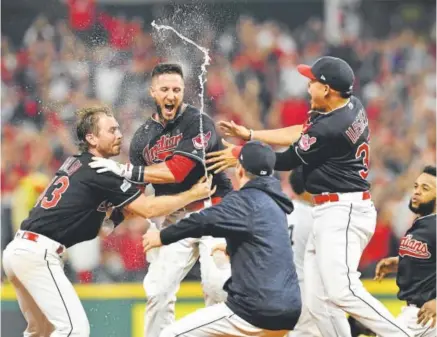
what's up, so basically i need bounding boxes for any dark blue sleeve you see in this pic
[129,126,147,166]
[275,123,333,171]
[160,192,252,245]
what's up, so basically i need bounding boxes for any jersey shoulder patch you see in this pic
[298,134,317,151]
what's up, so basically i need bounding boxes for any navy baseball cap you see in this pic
[297,56,355,95]
[239,141,276,176]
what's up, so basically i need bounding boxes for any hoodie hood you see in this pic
[242,176,294,214]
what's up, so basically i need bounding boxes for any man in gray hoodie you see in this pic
[143,140,302,337]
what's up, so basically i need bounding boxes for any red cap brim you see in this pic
[297,64,316,80]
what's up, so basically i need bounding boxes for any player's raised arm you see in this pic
[218,120,303,147]
[124,175,216,219]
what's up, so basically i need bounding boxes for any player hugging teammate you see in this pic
[89,63,233,337]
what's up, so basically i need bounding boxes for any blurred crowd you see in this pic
[1,0,436,282]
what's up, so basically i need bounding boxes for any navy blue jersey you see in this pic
[129,104,232,197]
[397,214,436,307]
[21,152,141,248]
[275,96,371,194]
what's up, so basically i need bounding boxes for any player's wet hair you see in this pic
[151,63,184,79]
[289,167,306,195]
[423,165,436,177]
[75,106,113,152]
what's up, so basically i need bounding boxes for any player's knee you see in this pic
[201,276,227,304]
[325,285,350,306]
[144,276,174,307]
[54,315,89,337]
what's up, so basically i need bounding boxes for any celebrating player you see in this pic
[1,106,215,337]
[206,56,413,336]
[375,166,436,336]
[143,141,301,337]
[89,63,233,336]
[287,167,323,337]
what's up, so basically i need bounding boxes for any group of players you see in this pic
[2,57,435,337]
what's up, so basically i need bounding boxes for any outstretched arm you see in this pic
[124,176,216,218]
[89,155,196,184]
[218,120,303,147]
[142,192,251,251]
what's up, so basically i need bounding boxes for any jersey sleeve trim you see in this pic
[113,190,142,208]
[173,150,204,164]
[294,146,309,165]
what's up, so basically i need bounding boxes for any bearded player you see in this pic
[89,63,233,336]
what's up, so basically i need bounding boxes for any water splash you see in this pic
[151,20,212,206]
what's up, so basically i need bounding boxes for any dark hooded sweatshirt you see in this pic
[160,176,302,331]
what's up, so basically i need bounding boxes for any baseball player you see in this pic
[142,141,302,337]
[89,63,233,336]
[1,106,215,337]
[287,167,323,337]
[375,165,436,337]
[287,168,375,337]
[206,56,413,336]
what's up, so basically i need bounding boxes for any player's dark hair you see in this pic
[289,167,306,195]
[423,165,436,177]
[151,63,184,79]
[75,106,113,152]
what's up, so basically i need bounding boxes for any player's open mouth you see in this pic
[164,104,175,114]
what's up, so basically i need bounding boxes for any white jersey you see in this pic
[287,199,313,282]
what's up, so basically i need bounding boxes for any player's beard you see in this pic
[408,198,436,217]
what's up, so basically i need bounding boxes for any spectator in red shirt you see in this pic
[67,0,95,32]
[99,13,141,50]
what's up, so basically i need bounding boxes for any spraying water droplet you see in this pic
[151,20,212,207]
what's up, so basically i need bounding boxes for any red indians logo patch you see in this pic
[399,235,431,259]
[298,134,317,151]
[143,134,183,164]
[192,131,211,150]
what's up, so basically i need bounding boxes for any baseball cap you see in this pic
[297,56,355,95]
[239,141,276,176]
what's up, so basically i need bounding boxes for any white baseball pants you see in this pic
[305,198,413,337]
[2,231,90,337]
[160,302,288,337]
[396,305,436,337]
[144,209,231,337]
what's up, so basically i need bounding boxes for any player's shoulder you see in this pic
[132,118,155,137]
[416,214,437,230]
[315,97,366,133]
[179,104,216,129]
[331,96,365,121]
[56,152,97,182]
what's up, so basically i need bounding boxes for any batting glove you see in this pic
[89,157,144,182]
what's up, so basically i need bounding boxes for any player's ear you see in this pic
[324,85,330,98]
[149,85,155,98]
[85,133,97,147]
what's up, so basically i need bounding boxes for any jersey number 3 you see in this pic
[39,176,70,209]
[356,143,370,179]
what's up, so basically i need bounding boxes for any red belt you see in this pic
[313,191,371,205]
[21,231,65,255]
[184,196,222,212]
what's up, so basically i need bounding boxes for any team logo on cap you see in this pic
[298,134,317,151]
[399,234,431,259]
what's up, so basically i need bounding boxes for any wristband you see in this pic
[248,129,254,141]
[130,165,145,183]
